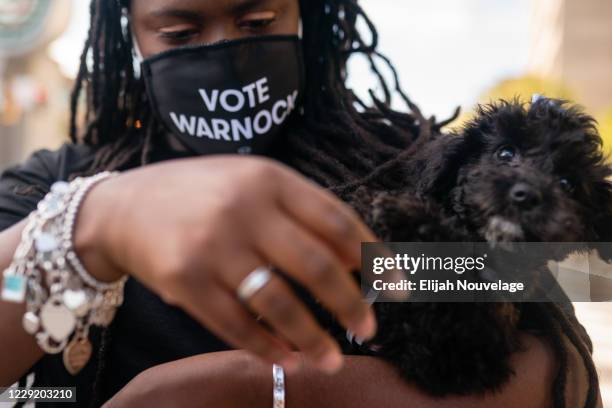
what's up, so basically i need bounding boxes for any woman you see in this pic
[0,0,593,406]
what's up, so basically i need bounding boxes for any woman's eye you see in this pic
[159,28,199,42]
[496,145,517,162]
[559,178,574,193]
[238,11,276,31]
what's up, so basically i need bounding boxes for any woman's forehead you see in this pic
[131,0,292,14]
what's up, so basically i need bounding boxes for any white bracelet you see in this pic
[273,364,285,408]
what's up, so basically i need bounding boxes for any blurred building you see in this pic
[0,0,71,170]
[529,0,612,111]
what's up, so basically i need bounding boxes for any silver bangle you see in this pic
[1,171,126,375]
[273,364,285,408]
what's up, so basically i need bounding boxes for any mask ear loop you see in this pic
[131,32,145,65]
[121,7,144,78]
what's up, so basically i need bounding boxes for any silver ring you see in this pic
[237,266,273,302]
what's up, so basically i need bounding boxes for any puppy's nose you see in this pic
[509,183,541,208]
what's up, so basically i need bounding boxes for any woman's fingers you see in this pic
[277,168,378,266]
[254,214,376,342]
[220,264,343,373]
[177,281,299,371]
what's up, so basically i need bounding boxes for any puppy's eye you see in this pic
[559,178,574,193]
[496,146,517,162]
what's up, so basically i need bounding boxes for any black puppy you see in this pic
[344,97,611,405]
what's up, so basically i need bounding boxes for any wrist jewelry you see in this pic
[273,364,285,408]
[1,172,126,375]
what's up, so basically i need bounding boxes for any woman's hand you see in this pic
[75,156,377,372]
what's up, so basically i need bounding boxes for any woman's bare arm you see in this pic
[0,220,44,386]
[107,334,597,408]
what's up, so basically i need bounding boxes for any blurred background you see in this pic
[0,0,610,404]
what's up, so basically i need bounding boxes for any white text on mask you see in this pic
[168,76,298,142]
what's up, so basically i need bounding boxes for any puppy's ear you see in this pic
[416,133,473,196]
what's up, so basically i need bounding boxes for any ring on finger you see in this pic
[237,266,273,302]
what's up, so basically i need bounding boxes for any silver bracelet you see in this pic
[273,364,285,408]
[1,172,126,375]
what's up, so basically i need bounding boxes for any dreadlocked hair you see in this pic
[545,303,600,408]
[522,301,598,408]
[70,0,156,173]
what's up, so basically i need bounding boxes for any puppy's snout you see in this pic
[509,182,541,208]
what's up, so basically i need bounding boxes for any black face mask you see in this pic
[141,35,304,156]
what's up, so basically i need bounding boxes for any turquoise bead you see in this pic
[1,273,26,303]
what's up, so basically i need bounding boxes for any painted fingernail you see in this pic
[318,351,343,374]
[280,354,301,374]
[354,312,377,340]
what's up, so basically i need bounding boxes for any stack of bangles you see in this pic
[1,173,287,406]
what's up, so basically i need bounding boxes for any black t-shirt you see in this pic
[0,143,341,406]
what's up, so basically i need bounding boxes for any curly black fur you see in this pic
[341,98,610,404]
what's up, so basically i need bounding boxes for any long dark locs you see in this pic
[67,1,596,407]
